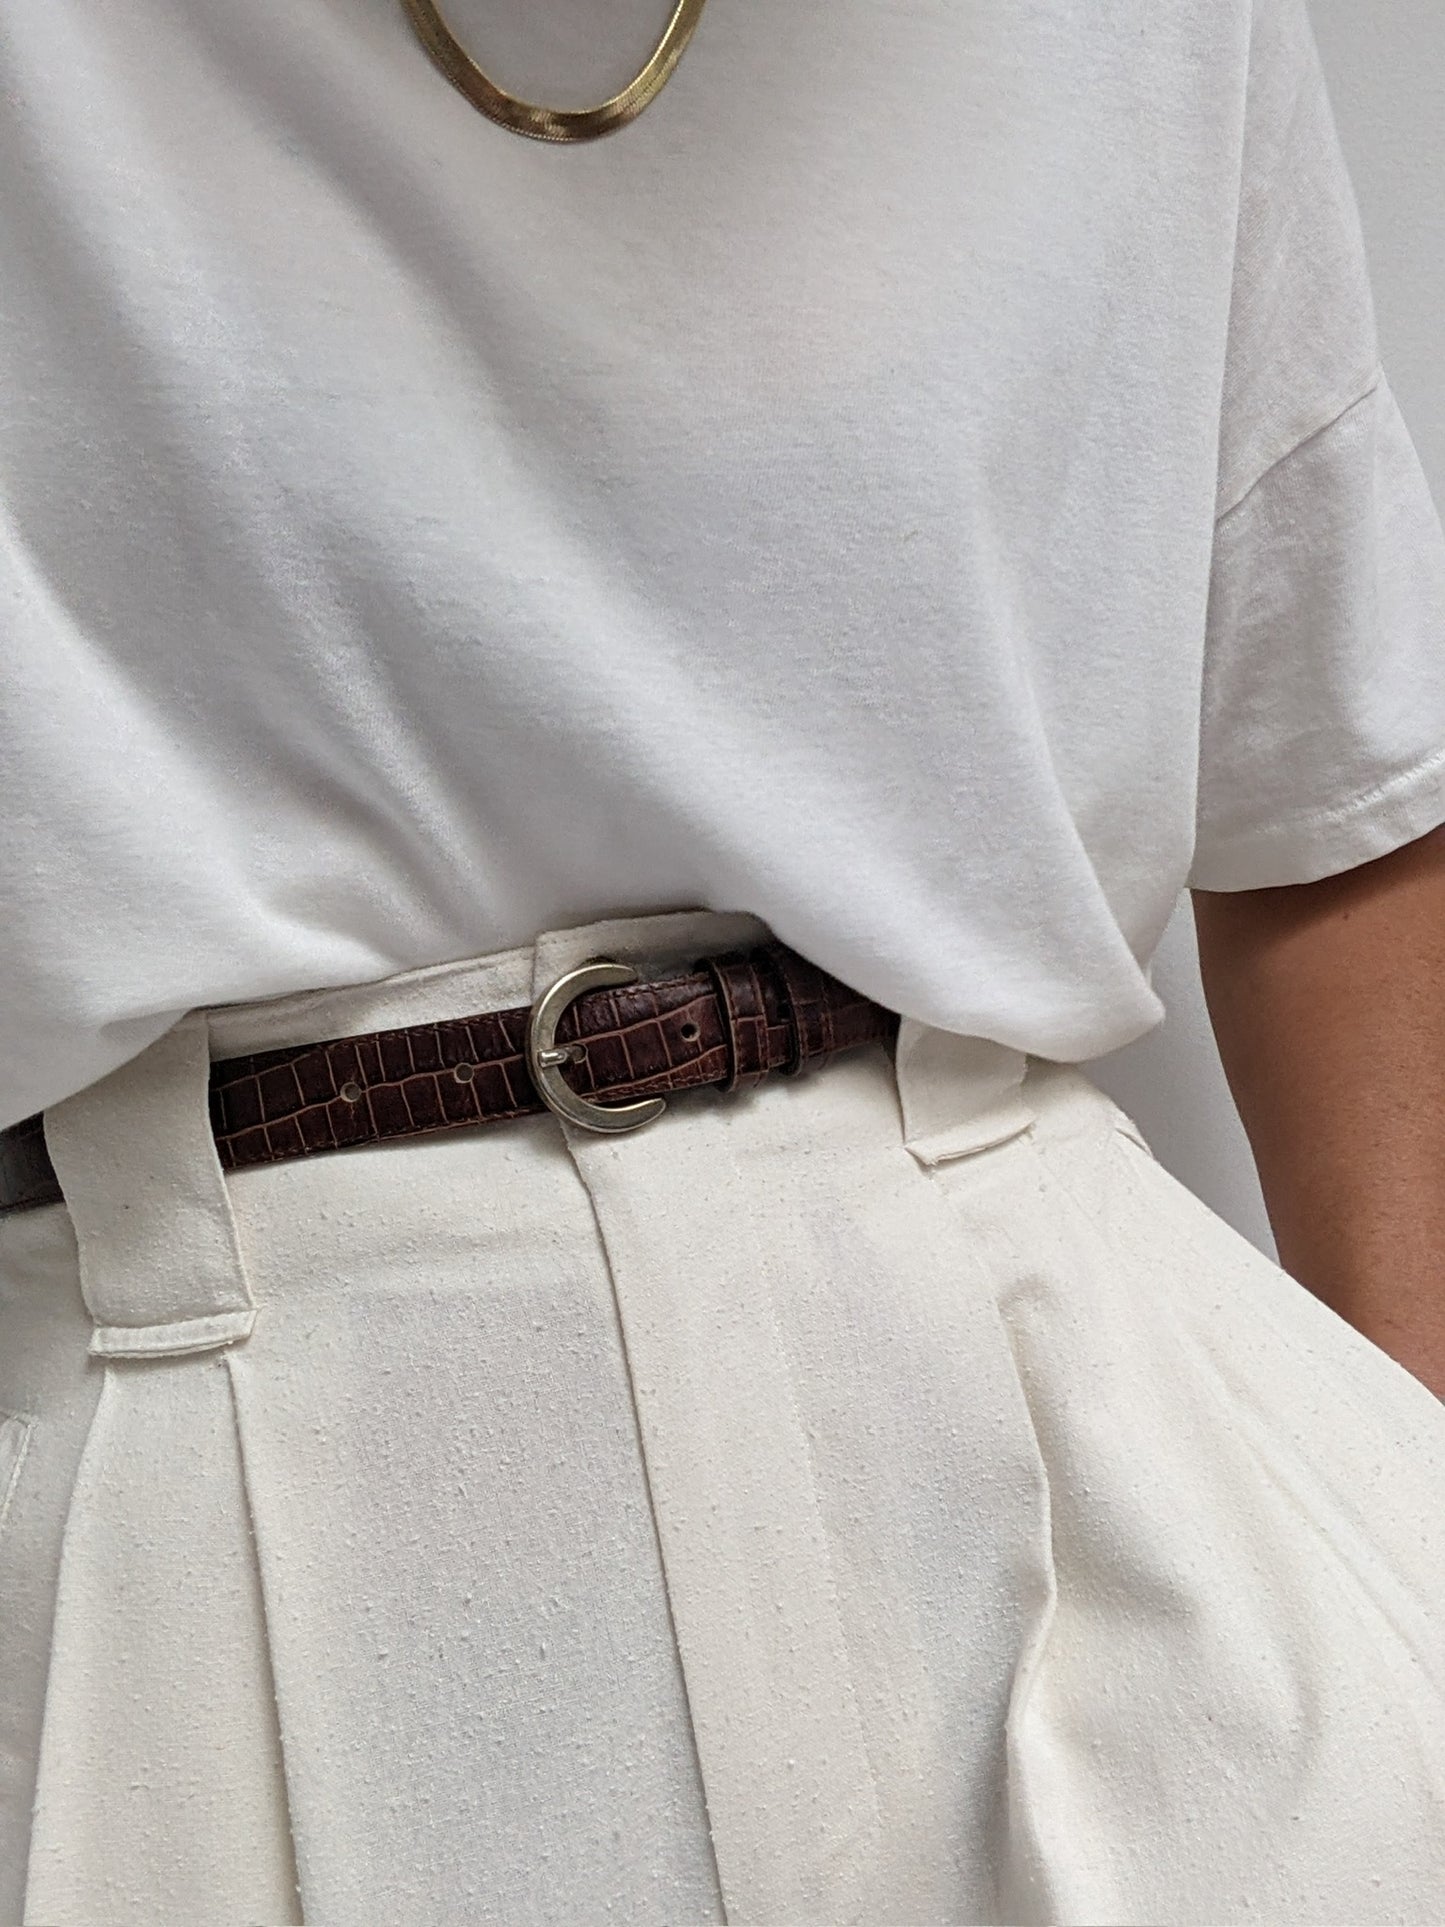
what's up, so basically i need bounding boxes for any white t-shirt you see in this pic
[3,0,1444,1129]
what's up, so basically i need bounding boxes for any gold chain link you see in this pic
[400,0,708,143]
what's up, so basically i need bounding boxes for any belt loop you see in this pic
[762,944,835,1077]
[42,1011,258,1359]
[894,1018,1036,1168]
[698,952,772,1094]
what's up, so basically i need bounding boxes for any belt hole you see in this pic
[680,1021,700,1041]
[453,1062,476,1083]
[338,1080,363,1104]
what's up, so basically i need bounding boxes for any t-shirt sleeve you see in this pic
[1187,0,1445,893]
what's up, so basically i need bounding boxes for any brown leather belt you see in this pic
[0,940,899,1217]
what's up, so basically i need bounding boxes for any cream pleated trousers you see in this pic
[2,907,1444,1927]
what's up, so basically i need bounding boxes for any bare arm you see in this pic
[1191,823,1445,1400]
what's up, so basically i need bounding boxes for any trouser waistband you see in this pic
[0,932,899,1216]
[4,908,1039,1359]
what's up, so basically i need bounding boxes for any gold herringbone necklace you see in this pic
[400,0,707,142]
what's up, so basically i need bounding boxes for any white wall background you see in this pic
[1086,0,1445,1258]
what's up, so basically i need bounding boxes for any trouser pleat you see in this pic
[22,1357,301,1926]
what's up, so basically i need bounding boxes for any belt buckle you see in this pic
[525,958,667,1134]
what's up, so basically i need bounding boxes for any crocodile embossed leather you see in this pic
[0,942,899,1216]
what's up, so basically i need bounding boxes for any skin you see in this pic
[1192,822,1445,1400]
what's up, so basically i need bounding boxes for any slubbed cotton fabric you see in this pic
[2,908,1444,1927]
[4,0,1445,1128]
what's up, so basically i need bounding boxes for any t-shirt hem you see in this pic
[1185,740,1445,891]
